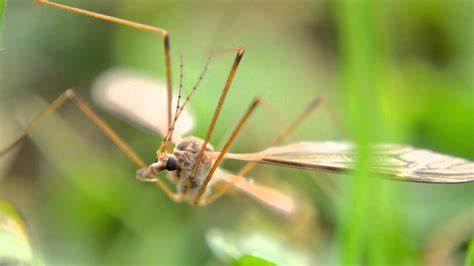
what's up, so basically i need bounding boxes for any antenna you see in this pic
[158,56,213,154]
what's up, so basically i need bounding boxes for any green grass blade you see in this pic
[335,0,377,264]
[466,232,474,266]
[0,0,5,38]
[333,0,410,265]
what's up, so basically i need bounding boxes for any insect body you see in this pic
[137,137,216,201]
[87,65,303,212]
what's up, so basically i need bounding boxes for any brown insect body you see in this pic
[170,136,215,200]
[136,136,216,201]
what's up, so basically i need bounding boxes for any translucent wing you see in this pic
[91,68,193,142]
[215,168,295,216]
[225,141,474,183]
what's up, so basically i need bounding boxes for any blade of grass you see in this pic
[466,233,474,266]
[0,0,5,41]
[334,0,379,264]
[335,1,414,264]
[365,1,414,265]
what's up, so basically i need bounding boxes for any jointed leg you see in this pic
[203,96,345,205]
[318,96,348,137]
[0,91,69,157]
[192,97,260,204]
[259,98,298,143]
[188,47,245,184]
[36,0,174,135]
[0,89,181,202]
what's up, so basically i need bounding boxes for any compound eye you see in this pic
[165,156,178,171]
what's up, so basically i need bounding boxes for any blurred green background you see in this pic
[0,0,473,265]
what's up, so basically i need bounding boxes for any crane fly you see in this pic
[2,1,473,215]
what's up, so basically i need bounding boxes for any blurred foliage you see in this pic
[234,255,276,266]
[0,0,472,265]
[206,228,312,265]
[0,199,42,265]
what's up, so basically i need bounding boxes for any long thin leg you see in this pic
[189,47,245,182]
[205,97,344,205]
[319,96,348,137]
[192,97,260,204]
[259,98,298,143]
[35,0,173,134]
[203,97,323,205]
[0,89,181,202]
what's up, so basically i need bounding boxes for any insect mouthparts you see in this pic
[136,159,168,182]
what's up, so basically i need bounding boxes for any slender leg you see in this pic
[0,89,182,202]
[203,97,323,205]
[259,98,298,143]
[192,97,259,204]
[35,0,173,138]
[318,96,348,137]
[188,47,245,182]
[205,97,344,205]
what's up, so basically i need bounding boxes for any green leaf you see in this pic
[234,255,276,266]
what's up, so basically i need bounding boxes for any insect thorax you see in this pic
[168,136,214,200]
